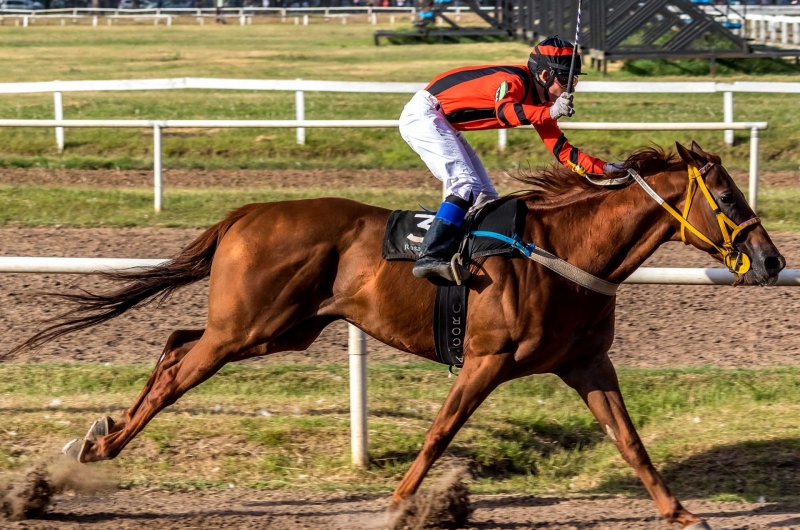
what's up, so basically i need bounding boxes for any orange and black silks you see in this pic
[425,65,605,175]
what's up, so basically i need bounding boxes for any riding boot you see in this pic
[413,196,471,283]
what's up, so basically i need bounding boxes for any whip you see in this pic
[566,0,582,95]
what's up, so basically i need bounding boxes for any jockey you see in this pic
[400,36,620,282]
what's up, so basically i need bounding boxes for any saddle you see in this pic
[382,199,526,368]
[382,198,526,264]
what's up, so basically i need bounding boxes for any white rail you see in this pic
[0,256,798,468]
[0,77,792,153]
[0,258,797,285]
[0,119,767,213]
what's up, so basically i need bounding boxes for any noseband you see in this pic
[627,163,761,276]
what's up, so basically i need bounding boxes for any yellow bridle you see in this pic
[628,163,761,276]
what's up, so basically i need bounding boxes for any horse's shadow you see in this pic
[370,416,606,478]
[593,438,800,501]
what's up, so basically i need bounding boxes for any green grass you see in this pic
[0,185,441,226]
[0,25,798,170]
[0,185,798,230]
[1,362,799,500]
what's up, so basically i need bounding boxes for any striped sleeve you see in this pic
[494,77,551,128]
[533,120,606,174]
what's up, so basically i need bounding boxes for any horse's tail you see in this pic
[6,204,259,358]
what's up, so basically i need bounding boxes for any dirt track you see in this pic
[0,167,796,190]
[6,489,800,529]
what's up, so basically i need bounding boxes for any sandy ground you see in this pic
[0,167,796,190]
[5,489,800,529]
[0,227,798,367]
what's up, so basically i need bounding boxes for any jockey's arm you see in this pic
[532,120,606,175]
[494,79,606,175]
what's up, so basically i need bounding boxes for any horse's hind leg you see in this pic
[109,329,205,436]
[75,329,251,462]
[557,353,708,529]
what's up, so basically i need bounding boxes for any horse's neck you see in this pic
[527,169,685,284]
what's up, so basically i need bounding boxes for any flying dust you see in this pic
[388,466,472,530]
[0,456,116,521]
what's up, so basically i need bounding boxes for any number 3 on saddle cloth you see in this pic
[382,199,526,369]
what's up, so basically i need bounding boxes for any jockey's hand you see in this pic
[604,161,626,174]
[549,92,574,120]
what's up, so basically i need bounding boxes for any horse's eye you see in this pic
[720,194,735,205]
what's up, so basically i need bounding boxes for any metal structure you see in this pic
[376,0,800,66]
[581,0,800,70]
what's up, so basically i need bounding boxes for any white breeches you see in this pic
[399,90,499,205]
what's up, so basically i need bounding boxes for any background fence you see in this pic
[0,119,768,213]
[0,77,790,150]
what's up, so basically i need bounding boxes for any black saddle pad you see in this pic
[382,198,526,262]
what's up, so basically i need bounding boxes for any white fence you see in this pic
[0,119,768,213]
[0,77,792,150]
[0,5,481,27]
[0,256,797,468]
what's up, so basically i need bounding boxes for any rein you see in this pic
[627,163,761,276]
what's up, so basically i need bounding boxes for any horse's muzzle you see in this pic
[743,252,785,286]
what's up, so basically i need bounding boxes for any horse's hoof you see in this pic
[85,416,115,440]
[61,438,88,463]
[685,521,712,530]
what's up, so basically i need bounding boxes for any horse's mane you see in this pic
[511,146,703,204]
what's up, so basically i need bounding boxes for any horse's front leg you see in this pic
[557,353,709,529]
[390,353,512,508]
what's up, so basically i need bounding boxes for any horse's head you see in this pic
[674,141,785,286]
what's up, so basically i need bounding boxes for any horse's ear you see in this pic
[675,141,706,166]
[690,141,710,158]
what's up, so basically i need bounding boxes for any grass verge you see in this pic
[0,185,798,231]
[0,362,798,501]
[0,185,440,227]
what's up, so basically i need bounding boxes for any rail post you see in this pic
[498,128,507,152]
[295,80,305,145]
[348,324,368,468]
[53,88,64,153]
[749,127,759,213]
[723,91,733,146]
[153,123,163,212]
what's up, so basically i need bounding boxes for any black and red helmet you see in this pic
[528,36,581,88]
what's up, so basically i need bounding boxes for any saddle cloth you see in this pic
[381,198,526,262]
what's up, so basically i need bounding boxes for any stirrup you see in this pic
[450,253,469,286]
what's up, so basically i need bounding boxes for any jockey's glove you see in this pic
[549,92,575,120]
[604,161,626,174]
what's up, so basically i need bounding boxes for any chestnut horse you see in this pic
[11,142,785,529]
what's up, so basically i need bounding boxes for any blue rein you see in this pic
[469,231,536,258]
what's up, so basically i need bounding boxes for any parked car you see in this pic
[0,0,34,10]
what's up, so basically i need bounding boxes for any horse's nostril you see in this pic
[765,255,784,273]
